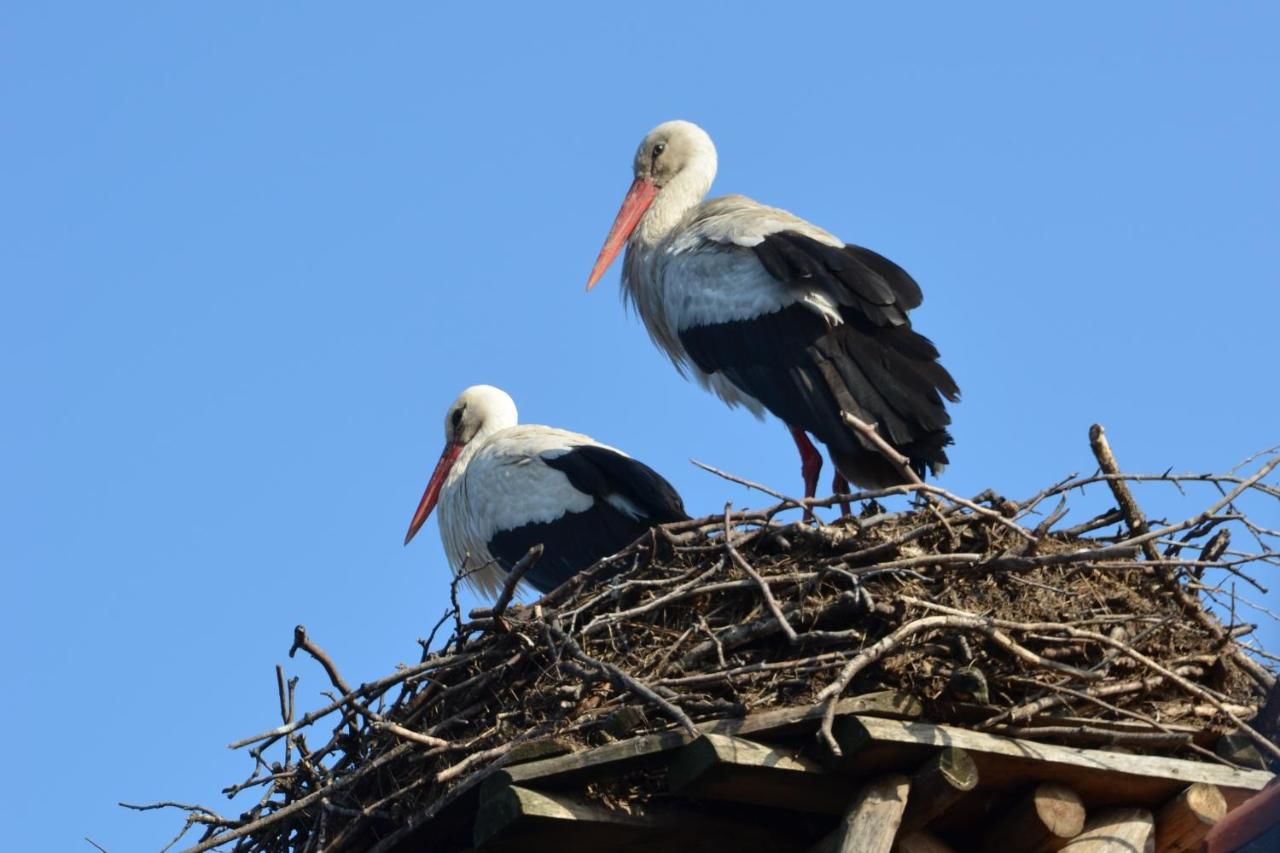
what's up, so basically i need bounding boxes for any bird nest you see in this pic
[133,427,1280,852]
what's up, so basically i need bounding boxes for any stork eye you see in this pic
[652,142,666,158]
[451,408,464,428]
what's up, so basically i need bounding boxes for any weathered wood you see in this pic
[499,729,692,788]
[488,696,920,792]
[900,747,979,832]
[809,774,911,853]
[1059,808,1154,852]
[474,784,658,847]
[895,830,958,853]
[669,733,855,813]
[504,736,574,766]
[978,783,1087,853]
[474,783,805,852]
[828,716,1273,807]
[1153,783,1226,853]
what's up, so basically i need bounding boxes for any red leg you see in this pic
[788,426,822,518]
[832,470,852,518]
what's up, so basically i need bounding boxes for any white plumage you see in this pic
[405,386,687,599]
[587,120,960,501]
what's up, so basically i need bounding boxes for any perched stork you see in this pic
[586,120,960,505]
[403,385,688,598]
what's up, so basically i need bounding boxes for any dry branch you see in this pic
[130,434,1280,852]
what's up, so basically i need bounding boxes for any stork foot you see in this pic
[788,426,822,520]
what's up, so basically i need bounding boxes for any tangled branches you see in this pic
[131,431,1280,852]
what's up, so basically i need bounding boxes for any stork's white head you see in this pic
[442,384,518,446]
[630,120,717,190]
[587,120,718,290]
[404,385,518,546]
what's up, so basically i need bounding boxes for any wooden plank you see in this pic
[1059,808,1155,852]
[486,695,919,792]
[668,733,856,813]
[1153,783,1226,853]
[900,747,979,833]
[474,784,659,848]
[498,729,693,788]
[978,783,1087,853]
[473,783,808,853]
[829,716,1273,807]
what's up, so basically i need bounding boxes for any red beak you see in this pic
[404,441,464,545]
[586,177,657,291]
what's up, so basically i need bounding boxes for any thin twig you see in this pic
[839,411,922,485]
[491,544,543,624]
[290,625,352,696]
[724,503,797,643]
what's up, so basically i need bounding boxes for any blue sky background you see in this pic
[4,3,1278,849]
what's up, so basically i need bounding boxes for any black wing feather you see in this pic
[485,446,687,594]
[541,445,688,525]
[679,230,959,488]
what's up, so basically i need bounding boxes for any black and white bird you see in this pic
[587,120,959,505]
[403,385,688,598]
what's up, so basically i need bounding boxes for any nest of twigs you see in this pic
[133,427,1280,852]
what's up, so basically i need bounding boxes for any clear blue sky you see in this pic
[4,3,1278,849]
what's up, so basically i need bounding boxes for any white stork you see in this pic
[403,385,688,598]
[586,120,960,507]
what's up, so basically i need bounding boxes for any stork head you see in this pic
[586,120,718,290]
[403,385,518,546]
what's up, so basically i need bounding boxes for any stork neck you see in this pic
[448,418,512,486]
[634,160,715,247]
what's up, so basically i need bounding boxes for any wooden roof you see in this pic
[383,697,1275,852]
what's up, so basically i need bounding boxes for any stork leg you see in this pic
[832,471,852,518]
[788,426,822,519]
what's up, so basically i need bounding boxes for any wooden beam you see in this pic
[1153,783,1226,853]
[978,783,1087,853]
[828,716,1273,807]
[474,784,659,848]
[668,733,856,813]
[900,747,979,833]
[808,774,910,853]
[473,783,805,852]
[498,729,692,789]
[1059,808,1155,852]
[485,695,920,793]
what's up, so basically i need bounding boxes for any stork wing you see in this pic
[540,444,688,525]
[671,199,959,486]
[483,442,688,592]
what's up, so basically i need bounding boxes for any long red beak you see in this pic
[586,177,656,291]
[404,441,464,545]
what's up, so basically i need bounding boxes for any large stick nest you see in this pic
[134,430,1280,852]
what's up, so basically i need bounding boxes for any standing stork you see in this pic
[403,385,688,598]
[586,120,960,508]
